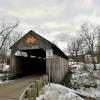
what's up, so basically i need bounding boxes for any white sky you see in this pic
[0,0,100,50]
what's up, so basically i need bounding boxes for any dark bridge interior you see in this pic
[15,49,46,77]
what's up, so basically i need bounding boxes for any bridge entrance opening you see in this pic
[15,49,46,77]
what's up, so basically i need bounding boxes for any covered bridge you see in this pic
[10,30,69,83]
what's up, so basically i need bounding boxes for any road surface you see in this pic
[0,75,41,100]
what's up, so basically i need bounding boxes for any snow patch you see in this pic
[70,63,100,99]
[36,83,84,100]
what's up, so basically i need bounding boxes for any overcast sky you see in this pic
[0,0,100,50]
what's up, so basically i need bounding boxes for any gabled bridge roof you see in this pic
[10,30,68,60]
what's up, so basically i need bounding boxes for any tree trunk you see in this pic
[76,53,78,65]
[92,57,96,70]
[91,52,96,70]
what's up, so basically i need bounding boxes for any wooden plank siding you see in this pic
[46,54,68,83]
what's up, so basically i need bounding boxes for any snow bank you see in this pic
[69,61,76,65]
[0,80,9,84]
[70,63,100,99]
[2,65,9,71]
[36,83,84,100]
[0,63,9,71]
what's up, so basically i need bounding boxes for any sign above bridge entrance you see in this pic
[46,49,53,58]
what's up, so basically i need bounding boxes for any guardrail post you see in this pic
[31,84,37,100]
[19,75,48,100]
[24,88,31,98]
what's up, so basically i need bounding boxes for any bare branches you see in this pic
[79,23,99,70]
[0,22,18,35]
[80,23,98,49]
[0,19,19,63]
[11,31,23,44]
[68,38,83,64]
[0,21,19,51]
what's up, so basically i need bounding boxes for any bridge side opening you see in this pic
[15,49,46,77]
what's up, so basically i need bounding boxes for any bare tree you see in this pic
[67,43,74,59]
[96,26,100,63]
[11,31,23,45]
[0,35,11,63]
[0,19,19,51]
[67,38,83,65]
[0,19,19,64]
[79,23,98,70]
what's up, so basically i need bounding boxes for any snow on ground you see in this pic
[70,63,100,99]
[36,63,100,100]
[2,65,9,71]
[0,73,10,85]
[69,61,77,66]
[0,80,10,84]
[0,63,10,85]
[36,83,84,100]
[0,73,3,77]
[0,63,10,71]
[71,64,96,88]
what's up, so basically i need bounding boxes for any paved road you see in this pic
[0,75,41,100]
